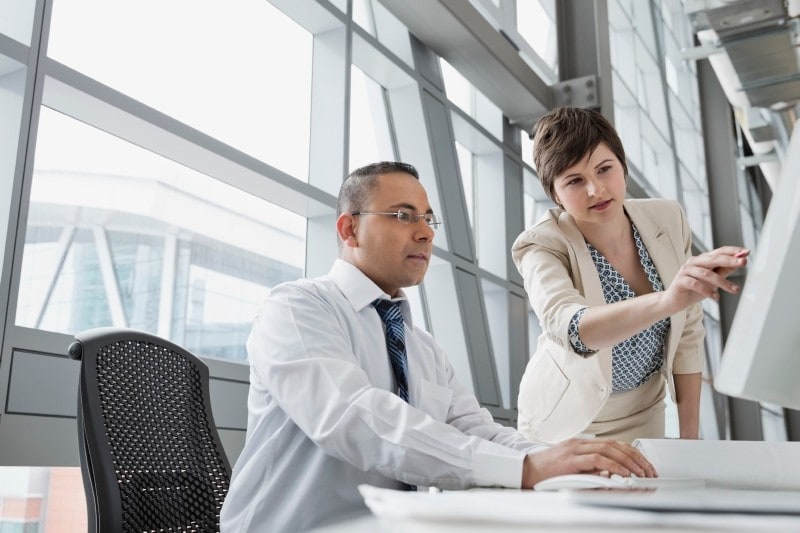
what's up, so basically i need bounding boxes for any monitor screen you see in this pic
[714,121,800,410]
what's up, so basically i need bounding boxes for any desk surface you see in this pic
[309,486,800,533]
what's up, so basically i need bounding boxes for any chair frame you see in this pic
[69,327,231,532]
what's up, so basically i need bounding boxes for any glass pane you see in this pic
[385,82,451,252]
[328,0,347,13]
[640,114,677,199]
[760,404,788,441]
[0,55,26,279]
[520,129,534,169]
[481,278,509,408]
[452,114,505,276]
[473,89,503,141]
[348,66,394,171]
[636,50,668,138]
[0,0,35,45]
[612,72,642,172]
[441,60,472,115]
[404,284,428,332]
[682,174,712,250]
[609,1,636,89]
[670,92,702,181]
[353,0,376,34]
[739,204,757,252]
[516,0,558,72]
[455,141,474,226]
[48,0,314,180]
[631,1,657,58]
[17,108,306,362]
[423,257,474,393]
[440,59,502,140]
[473,153,506,277]
[701,315,724,440]
[353,0,414,67]
[523,168,552,229]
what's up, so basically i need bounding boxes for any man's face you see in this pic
[339,172,435,297]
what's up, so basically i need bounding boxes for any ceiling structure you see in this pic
[683,0,800,189]
[381,0,799,190]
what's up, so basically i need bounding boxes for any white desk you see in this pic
[311,486,800,533]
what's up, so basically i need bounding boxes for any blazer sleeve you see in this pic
[512,224,588,352]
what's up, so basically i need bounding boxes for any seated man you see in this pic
[220,161,655,532]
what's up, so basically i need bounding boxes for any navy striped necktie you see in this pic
[372,299,410,403]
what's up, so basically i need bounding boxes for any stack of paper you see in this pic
[633,439,800,490]
[358,485,800,531]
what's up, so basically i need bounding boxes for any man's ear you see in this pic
[336,213,358,248]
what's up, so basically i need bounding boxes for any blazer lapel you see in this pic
[624,201,687,354]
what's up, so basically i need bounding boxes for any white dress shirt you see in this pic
[220,260,542,532]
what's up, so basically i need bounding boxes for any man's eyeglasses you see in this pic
[352,209,442,228]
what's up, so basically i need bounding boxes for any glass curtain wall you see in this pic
[1,0,779,469]
[0,0,539,466]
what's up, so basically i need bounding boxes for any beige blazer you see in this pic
[511,199,705,444]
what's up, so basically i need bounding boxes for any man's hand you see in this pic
[522,438,657,489]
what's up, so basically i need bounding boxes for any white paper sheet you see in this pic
[633,439,800,490]
[358,485,800,531]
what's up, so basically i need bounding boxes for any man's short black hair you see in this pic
[336,161,419,216]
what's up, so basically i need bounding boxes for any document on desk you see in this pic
[632,439,800,490]
[358,485,800,531]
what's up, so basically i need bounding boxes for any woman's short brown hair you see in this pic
[531,106,628,204]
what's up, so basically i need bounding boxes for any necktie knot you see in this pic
[373,298,403,324]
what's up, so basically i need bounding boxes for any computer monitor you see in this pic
[714,121,800,410]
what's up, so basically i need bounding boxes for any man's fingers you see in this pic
[575,440,657,478]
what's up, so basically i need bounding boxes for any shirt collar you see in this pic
[329,259,414,325]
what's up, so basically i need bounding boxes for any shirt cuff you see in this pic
[568,307,596,356]
[471,441,528,488]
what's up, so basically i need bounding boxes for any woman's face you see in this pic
[552,142,627,229]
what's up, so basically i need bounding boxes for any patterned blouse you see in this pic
[568,223,671,392]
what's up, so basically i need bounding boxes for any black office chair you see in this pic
[69,327,231,532]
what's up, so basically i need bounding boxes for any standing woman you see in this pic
[512,107,748,444]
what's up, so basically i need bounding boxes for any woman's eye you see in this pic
[598,166,611,174]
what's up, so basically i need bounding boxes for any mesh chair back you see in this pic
[70,327,231,533]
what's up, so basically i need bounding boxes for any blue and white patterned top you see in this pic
[568,223,671,392]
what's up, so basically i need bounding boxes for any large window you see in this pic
[0,1,35,46]
[48,0,314,181]
[1,0,535,467]
[17,108,305,361]
[0,54,26,279]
